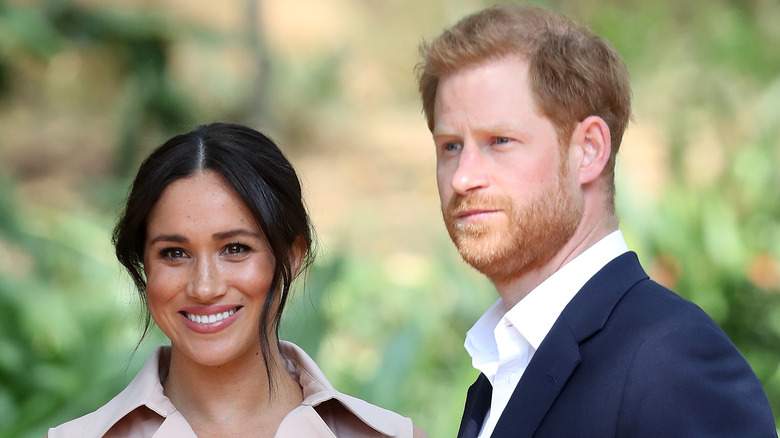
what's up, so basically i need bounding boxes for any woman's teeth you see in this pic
[185,308,237,324]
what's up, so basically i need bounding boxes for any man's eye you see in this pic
[495,137,511,144]
[444,142,462,152]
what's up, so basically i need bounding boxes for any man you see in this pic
[416,5,776,437]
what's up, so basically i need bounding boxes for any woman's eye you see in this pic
[160,247,187,260]
[224,243,251,256]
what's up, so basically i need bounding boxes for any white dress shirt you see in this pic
[465,230,628,437]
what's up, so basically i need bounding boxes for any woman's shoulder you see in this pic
[47,346,183,438]
[278,341,425,437]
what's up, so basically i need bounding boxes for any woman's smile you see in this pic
[179,305,243,334]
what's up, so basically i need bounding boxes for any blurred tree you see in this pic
[246,0,273,123]
[41,0,197,177]
[0,0,199,177]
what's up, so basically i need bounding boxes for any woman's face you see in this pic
[143,170,275,368]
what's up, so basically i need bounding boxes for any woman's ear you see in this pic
[288,236,307,278]
[572,115,611,185]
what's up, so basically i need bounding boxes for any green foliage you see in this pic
[0,176,157,438]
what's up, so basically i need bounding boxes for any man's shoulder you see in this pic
[565,269,777,436]
[584,251,716,329]
[613,279,777,435]
[573,253,734,355]
[617,276,717,328]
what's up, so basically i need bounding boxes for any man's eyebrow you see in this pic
[433,124,533,140]
[477,123,532,137]
[432,127,457,138]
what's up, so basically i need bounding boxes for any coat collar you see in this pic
[75,342,402,437]
[279,340,401,436]
[490,252,649,437]
[82,346,194,437]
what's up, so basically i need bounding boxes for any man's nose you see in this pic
[185,257,227,301]
[451,144,489,195]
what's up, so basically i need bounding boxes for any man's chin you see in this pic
[460,253,497,275]
[454,238,503,270]
[453,234,559,283]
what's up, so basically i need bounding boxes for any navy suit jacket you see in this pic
[458,252,777,437]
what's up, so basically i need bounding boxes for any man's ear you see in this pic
[288,236,307,278]
[572,115,611,185]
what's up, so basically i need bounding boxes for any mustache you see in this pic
[445,194,512,218]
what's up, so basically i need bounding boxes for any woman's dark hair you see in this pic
[113,122,315,386]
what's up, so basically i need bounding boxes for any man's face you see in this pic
[432,55,583,284]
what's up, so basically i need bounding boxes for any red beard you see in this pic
[443,160,582,285]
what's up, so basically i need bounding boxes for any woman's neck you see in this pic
[163,343,303,437]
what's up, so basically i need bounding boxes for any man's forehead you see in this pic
[432,59,542,136]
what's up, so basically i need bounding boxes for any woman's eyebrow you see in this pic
[212,229,263,241]
[148,234,187,245]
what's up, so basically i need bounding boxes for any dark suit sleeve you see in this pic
[617,319,777,437]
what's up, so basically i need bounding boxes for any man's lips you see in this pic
[447,194,508,222]
[455,208,501,220]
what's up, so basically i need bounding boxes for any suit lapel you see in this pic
[457,373,493,438]
[491,321,581,437]
[491,252,649,437]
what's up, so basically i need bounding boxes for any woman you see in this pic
[49,123,426,437]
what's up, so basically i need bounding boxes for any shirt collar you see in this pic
[279,340,400,436]
[465,230,628,370]
[464,299,505,377]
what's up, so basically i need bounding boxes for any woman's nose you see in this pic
[185,257,227,301]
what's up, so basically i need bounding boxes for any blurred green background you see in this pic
[0,0,779,436]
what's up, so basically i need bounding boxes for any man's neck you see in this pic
[494,218,618,311]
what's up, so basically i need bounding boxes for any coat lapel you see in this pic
[491,252,648,437]
[457,373,493,438]
[490,321,581,437]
